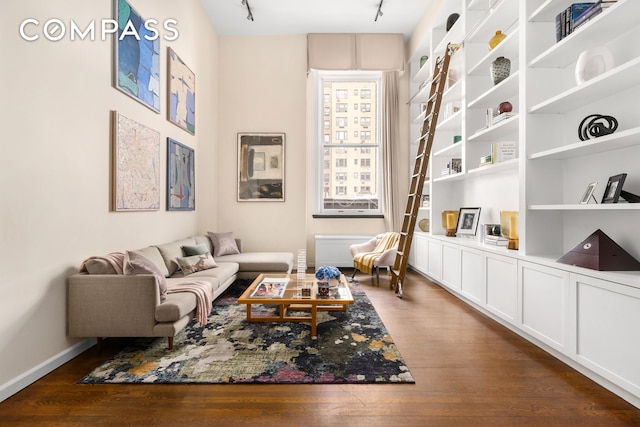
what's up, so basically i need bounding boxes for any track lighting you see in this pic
[374,0,384,22]
[241,0,254,22]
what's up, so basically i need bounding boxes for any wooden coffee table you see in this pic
[237,273,354,338]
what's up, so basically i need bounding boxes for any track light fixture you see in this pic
[374,0,384,22]
[241,0,254,21]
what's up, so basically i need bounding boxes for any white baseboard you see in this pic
[0,338,95,403]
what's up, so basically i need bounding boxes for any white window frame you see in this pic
[312,70,383,217]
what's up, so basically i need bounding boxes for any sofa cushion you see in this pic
[155,291,196,323]
[169,261,239,283]
[181,243,208,256]
[214,252,293,272]
[208,231,240,257]
[176,252,217,275]
[156,238,196,277]
[131,246,170,278]
[84,258,118,275]
[193,235,214,253]
[124,251,168,302]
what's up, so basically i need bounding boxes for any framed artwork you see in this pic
[167,138,195,211]
[114,0,160,112]
[579,181,598,204]
[601,173,627,204]
[112,111,160,211]
[168,47,195,134]
[238,133,285,201]
[456,207,481,236]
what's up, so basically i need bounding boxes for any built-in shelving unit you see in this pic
[407,0,640,408]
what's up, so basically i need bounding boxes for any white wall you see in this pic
[0,0,218,398]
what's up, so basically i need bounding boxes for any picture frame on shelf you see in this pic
[601,173,626,204]
[579,181,598,204]
[456,207,481,236]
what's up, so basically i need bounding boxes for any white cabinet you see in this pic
[518,260,570,352]
[441,242,461,290]
[460,245,484,304]
[427,239,443,281]
[571,273,640,398]
[485,252,518,323]
[410,233,429,275]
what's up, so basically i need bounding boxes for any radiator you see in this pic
[314,235,375,268]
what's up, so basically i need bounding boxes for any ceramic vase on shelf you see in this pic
[441,210,459,237]
[498,101,512,114]
[420,55,429,68]
[490,56,510,85]
[446,13,460,32]
[488,30,506,50]
[575,46,614,84]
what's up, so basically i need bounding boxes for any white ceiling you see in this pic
[199,0,433,39]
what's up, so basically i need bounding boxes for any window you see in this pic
[314,71,382,216]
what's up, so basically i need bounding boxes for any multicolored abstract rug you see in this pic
[79,280,414,384]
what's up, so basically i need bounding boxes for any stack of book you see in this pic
[484,235,508,246]
[573,1,617,31]
[441,158,462,176]
[479,154,492,167]
[491,112,515,126]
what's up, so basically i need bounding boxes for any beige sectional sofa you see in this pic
[68,234,293,349]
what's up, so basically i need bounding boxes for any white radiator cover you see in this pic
[314,235,375,268]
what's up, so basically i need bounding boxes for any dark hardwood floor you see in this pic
[1,269,639,426]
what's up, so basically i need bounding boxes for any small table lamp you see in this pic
[500,211,519,249]
[441,210,459,237]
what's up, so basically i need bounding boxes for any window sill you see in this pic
[312,214,384,219]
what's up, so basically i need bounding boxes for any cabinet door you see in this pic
[518,261,570,352]
[427,239,443,281]
[441,242,461,290]
[460,246,484,304]
[485,253,518,324]
[412,235,429,275]
[571,273,640,398]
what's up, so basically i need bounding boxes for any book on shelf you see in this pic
[484,235,508,246]
[572,1,617,32]
[479,154,493,166]
[491,112,515,125]
[555,3,596,42]
[491,141,516,163]
[250,277,289,298]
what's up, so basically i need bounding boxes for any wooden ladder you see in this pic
[391,44,455,298]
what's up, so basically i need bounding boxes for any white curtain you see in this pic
[382,71,402,232]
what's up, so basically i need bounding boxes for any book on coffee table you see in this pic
[250,277,289,298]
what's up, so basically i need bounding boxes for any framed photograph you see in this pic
[456,207,481,236]
[579,181,598,204]
[167,138,195,211]
[114,0,160,112]
[112,111,160,211]
[238,133,285,201]
[168,47,195,134]
[601,173,627,204]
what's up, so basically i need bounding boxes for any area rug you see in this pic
[79,280,414,384]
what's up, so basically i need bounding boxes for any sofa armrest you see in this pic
[349,238,377,257]
[68,273,160,338]
[375,247,398,267]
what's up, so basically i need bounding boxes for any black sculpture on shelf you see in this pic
[578,114,618,141]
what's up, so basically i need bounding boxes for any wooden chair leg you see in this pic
[351,269,358,279]
[96,337,103,352]
[376,266,380,286]
[168,337,174,350]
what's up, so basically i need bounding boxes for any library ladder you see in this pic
[391,43,455,298]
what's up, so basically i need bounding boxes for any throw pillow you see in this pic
[181,243,209,256]
[176,252,217,275]
[207,231,240,257]
[124,251,168,302]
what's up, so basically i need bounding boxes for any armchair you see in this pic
[349,232,400,285]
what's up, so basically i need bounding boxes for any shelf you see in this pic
[529,204,640,211]
[433,142,462,158]
[442,80,463,106]
[468,27,520,76]
[436,110,462,131]
[412,57,433,84]
[467,113,519,141]
[529,57,640,114]
[467,71,519,109]
[433,172,466,183]
[466,0,519,44]
[467,158,518,176]
[432,19,465,59]
[528,0,636,69]
[530,126,640,160]
[528,0,583,22]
